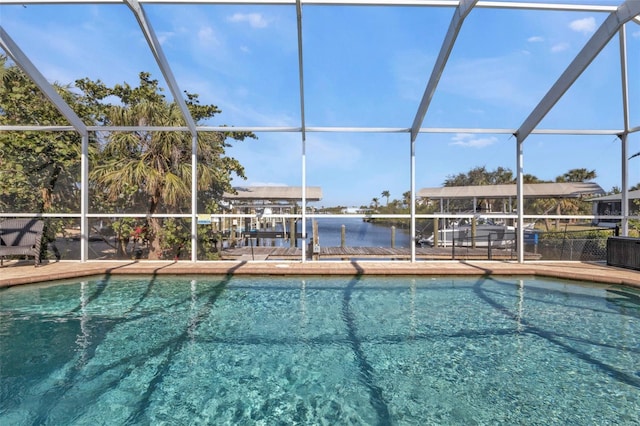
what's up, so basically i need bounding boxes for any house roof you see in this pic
[587,189,640,202]
[224,186,322,202]
[418,182,605,200]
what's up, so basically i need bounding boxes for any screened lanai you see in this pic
[1,0,640,263]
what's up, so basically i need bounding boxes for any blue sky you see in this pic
[2,1,640,207]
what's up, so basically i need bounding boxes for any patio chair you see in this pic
[0,219,45,267]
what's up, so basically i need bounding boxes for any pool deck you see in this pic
[1,259,639,288]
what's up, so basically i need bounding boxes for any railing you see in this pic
[0,213,627,262]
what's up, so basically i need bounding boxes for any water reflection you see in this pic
[74,281,90,366]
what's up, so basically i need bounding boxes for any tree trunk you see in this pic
[147,194,163,259]
[117,231,128,258]
[147,216,163,259]
[40,165,61,212]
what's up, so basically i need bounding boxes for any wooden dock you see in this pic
[221,246,541,261]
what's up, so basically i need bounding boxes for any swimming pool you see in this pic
[1,275,639,424]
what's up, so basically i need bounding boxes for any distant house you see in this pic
[588,190,640,226]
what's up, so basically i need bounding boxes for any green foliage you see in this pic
[555,168,597,183]
[439,166,515,212]
[159,218,190,260]
[197,224,223,260]
[108,218,146,258]
[1,56,255,260]
[83,72,255,258]
[538,228,614,240]
[443,165,514,187]
[366,189,437,229]
[0,56,88,213]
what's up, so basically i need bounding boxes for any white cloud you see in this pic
[197,26,220,46]
[569,17,596,34]
[156,31,175,46]
[450,133,497,148]
[633,30,640,39]
[527,36,544,43]
[227,13,269,29]
[551,42,570,53]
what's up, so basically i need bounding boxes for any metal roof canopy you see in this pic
[588,189,640,202]
[224,186,322,202]
[418,182,605,200]
[1,0,640,263]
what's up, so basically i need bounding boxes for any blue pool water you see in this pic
[1,275,639,425]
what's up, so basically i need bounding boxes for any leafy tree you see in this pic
[0,55,107,257]
[79,73,255,259]
[1,56,254,260]
[443,165,514,187]
[438,165,598,227]
[442,166,515,212]
[523,174,544,183]
[555,168,596,183]
[0,55,91,214]
[525,168,597,230]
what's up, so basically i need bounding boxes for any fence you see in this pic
[440,228,613,261]
[531,229,613,261]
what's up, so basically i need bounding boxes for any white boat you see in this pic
[418,219,538,248]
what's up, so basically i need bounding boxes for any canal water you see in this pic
[299,217,411,248]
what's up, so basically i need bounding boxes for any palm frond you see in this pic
[162,172,190,207]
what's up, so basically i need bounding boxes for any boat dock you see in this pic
[220,246,541,261]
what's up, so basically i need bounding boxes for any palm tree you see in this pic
[556,168,596,183]
[371,197,379,209]
[381,190,390,206]
[91,75,251,259]
[556,168,596,222]
[402,191,411,208]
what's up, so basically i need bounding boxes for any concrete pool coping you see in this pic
[1,260,639,289]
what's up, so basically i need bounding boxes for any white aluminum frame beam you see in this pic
[619,25,630,236]
[408,0,477,262]
[410,0,477,142]
[0,125,632,135]
[296,0,308,261]
[125,0,200,260]
[0,1,623,13]
[0,26,91,262]
[124,0,197,134]
[512,0,640,261]
[515,0,640,144]
[0,27,88,136]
